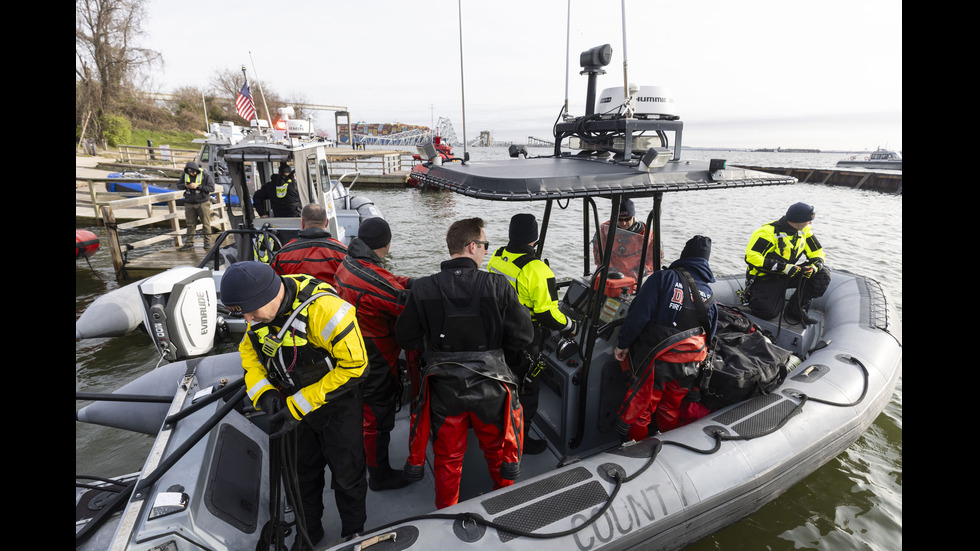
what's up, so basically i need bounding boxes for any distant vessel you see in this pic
[837,147,902,170]
[406,135,457,189]
[752,147,821,153]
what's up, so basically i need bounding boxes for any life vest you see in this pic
[246,275,342,394]
[182,171,202,187]
[592,222,658,280]
[252,226,282,264]
[275,176,294,199]
[181,172,206,201]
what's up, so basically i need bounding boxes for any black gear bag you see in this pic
[698,305,793,411]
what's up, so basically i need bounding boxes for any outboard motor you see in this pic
[138,267,219,361]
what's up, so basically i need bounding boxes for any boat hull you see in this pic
[76,229,100,260]
[835,160,902,170]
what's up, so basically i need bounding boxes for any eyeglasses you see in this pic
[471,240,490,251]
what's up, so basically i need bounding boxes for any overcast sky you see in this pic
[137,0,902,151]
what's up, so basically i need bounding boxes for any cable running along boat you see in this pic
[75,44,902,551]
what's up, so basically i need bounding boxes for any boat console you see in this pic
[533,276,633,459]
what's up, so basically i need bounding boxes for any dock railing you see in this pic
[323,151,416,177]
[82,180,232,280]
[116,145,198,168]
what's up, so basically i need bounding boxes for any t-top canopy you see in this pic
[416,156,796,201]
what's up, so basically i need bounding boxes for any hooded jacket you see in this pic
[616,256,719,350]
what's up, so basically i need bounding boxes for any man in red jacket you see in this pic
[334,217,416,491]
[270,204,347,287]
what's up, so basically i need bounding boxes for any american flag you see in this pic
[235,83,257,121]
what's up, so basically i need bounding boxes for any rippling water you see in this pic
[76,146,901,549]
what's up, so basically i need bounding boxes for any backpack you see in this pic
[697,306,792,411]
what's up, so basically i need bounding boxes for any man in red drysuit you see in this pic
[270,203,347,287]
[395,217,533,509]
[334,217,416,491]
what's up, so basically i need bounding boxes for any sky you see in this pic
[134,0,902,151]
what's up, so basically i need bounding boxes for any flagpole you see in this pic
[240,66,251,123]
[201,91,210,132]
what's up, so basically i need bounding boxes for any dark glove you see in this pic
[800,265,816,279]
[784,264,801,277]
[258,392,283,415]
[268,406,301,439]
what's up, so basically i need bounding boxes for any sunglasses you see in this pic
[471,240,490,250]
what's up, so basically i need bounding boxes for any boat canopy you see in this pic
[221,142,295,164]
[417,155,796,201]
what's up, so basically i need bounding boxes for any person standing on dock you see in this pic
[395,217,532,509]
[270,204,348,287]
[488,213,575,455]
[334,217,417,492]
[254,163,301,218]
[220,261,369,548]
[743,202,830,325]
[177,161,215,250]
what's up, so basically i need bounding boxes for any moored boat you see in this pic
[836,147,902,170]
[406,135,459,189]
[74,135,385,361]
[75,43,901,551]
[76,229,100,260]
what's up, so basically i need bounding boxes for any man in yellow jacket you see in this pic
[220,261,368,549]
[744,202,830,325]
[488,213,575,454]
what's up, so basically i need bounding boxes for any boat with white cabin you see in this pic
[836,147,902,170]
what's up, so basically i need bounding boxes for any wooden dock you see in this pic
[736,165,902,194]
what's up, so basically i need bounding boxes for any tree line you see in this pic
[76,0,310,147]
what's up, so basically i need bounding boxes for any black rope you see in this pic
[347,353,871,544]
[75,379,247,548]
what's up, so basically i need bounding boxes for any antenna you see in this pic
[621,0,629,101]
[248,52,273,124]
[457,0,468,158]
[563,0,572,119]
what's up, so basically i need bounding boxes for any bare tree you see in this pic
[76,0,161,135]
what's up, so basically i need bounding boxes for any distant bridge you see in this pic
[351,117,459,147]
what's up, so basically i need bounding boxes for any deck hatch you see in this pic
[204,423,263,533]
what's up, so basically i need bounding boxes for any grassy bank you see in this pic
[130,128,201,151]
